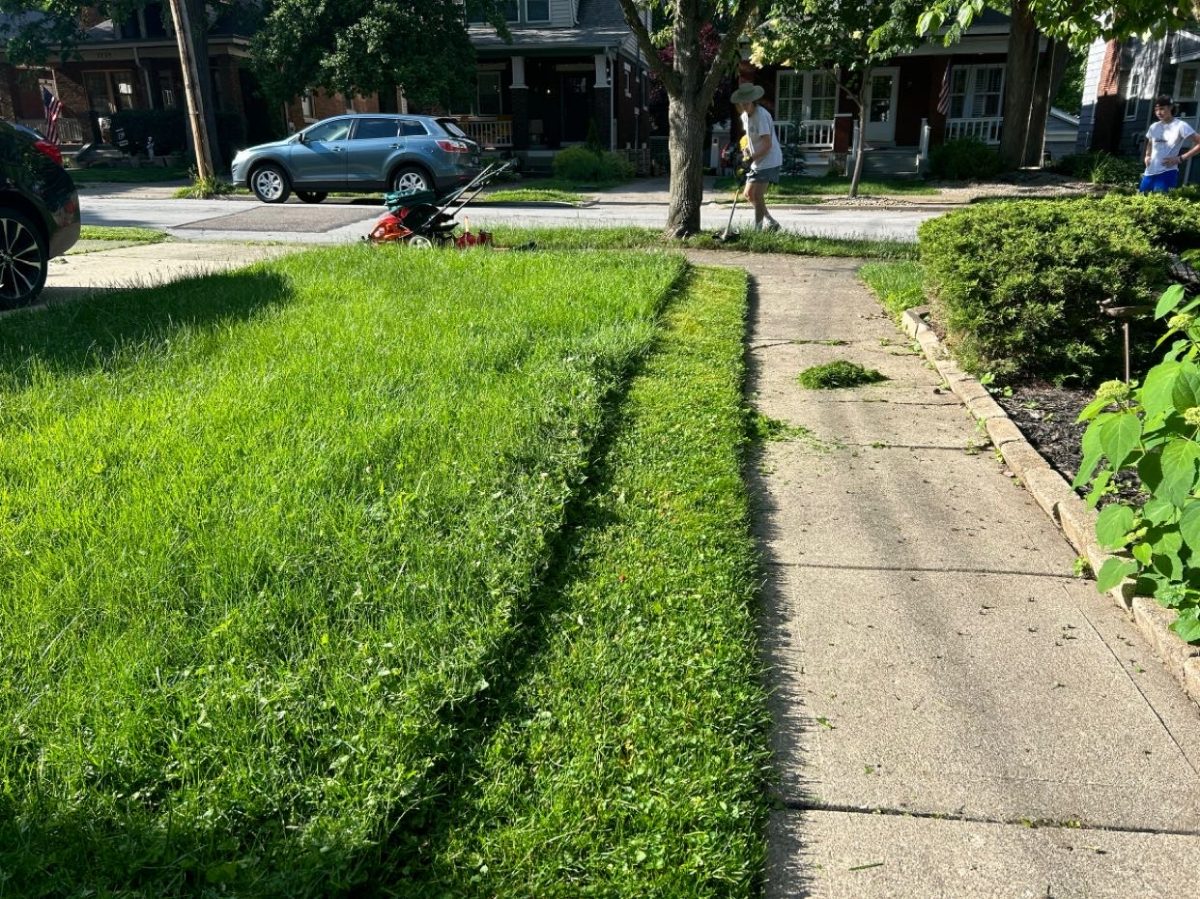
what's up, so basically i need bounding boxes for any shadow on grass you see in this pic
[0,268,294,387]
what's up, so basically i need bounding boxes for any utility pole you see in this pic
[167,0,214,180]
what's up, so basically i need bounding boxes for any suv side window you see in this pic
[352,118,400,141]
[305,119,351,142]
[399,120,430,137]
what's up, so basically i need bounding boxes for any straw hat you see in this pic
[730,83,765,104]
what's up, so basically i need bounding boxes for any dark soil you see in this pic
[996,385,1145,507]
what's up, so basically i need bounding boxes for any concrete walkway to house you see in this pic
[686,251,1200,898]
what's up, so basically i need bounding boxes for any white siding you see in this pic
[551,0,574,27]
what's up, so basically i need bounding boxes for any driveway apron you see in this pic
[686,251,1200,898]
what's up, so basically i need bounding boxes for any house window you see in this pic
[1125,70,1142,120]
[301,90,315,120]
[469,0,547,24]
[83,71,137,113]
[158,73,176,109]
[1175,65,1199,121]
[503,0,519,21]
[624,63,632,97]
[948,65,1004,119]
[477,71,502,115]
[776,71,836,126]
[525,0,550,21]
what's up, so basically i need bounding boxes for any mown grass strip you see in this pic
[479,188,593,205]
[489,225,917,259]
[713,173,938,198]
[393,265,771,896]
[78,225,169,244]
[0,245,683,895]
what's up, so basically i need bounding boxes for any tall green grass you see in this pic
[859,260,926,322]
[0,246,684,894]
[398,266,771,896]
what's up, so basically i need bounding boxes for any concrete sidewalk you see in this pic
[686,251,1200,898]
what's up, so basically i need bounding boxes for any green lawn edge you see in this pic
[395,264,772,896]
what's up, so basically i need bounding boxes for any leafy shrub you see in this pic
[928,137,1004,181]
[918,198,1174,384]
[797,360,887,389]
[1075,285,1200,643]
[553,146,634,182]
[1052,150,1143,186]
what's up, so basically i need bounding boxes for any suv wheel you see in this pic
[391,167,431,194]
[0,208,49,309]
[251,164,291,203]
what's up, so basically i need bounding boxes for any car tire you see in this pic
[391,167,432,195]
[0,208,49,310]
[295,190,327,204]
[251,164,291,203]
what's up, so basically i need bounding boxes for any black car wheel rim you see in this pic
[0,217,44,302]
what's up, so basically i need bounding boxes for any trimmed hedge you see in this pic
[553,146,634,182]
[1050,150,1142,186]
[918,194,1200,384]
[928,137,1004,181]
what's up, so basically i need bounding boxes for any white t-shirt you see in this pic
[1145,118,1197,175]
[741,105,783,171]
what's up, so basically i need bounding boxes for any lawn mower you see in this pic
[367,159,517,249]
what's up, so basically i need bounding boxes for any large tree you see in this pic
[616,0,763,237]
[754,0,925,197]
[250,0,505,113]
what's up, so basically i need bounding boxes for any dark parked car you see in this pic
[0,120,80,308]
[230,114,483,204]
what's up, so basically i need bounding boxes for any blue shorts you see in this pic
[1139,169,1179,193]
[746,166,780,184]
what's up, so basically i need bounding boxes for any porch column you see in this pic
[594,53,613,149]
[511,55,529,150]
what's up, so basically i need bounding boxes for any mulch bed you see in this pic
[996,385,1145,507]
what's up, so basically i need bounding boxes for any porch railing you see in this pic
[945,116,1002,144]
[776,119,835,149]
[18,116,87,145]
[460,118,513,149]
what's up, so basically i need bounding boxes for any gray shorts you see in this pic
[747,166,781,184]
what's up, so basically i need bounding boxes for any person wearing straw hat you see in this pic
[731,82,782,232]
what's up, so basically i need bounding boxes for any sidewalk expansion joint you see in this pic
[768,561,1077,581]
[776,798,1200,838]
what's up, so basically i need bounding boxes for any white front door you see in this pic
[866,67,900,144]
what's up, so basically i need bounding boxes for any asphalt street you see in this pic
[78,192,944,243]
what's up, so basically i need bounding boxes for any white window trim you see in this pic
[623,63,631,98]
[775,69,837,125]
[948,64,1005,120]
[1125,69,1143,120]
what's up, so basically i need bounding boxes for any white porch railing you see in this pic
[777,119,835,149]
[945,116,1002,144]
[18,116,86,145]
[460,118,513,148]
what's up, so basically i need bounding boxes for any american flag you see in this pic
[42,86,62,145]
[937,63,953,117]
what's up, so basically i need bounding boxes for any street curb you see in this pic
[901,305,1200,710]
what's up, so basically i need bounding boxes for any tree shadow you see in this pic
[0,268,295,388]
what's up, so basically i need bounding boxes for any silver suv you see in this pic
[231,114,482,204]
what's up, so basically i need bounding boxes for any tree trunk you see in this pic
[1000,0,1039,169]
[1022,38,1069,167]
[849,96,868,198]
[666,95,710,235]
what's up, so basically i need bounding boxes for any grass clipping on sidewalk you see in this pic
[0,248,768,895]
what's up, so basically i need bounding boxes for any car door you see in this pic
[289,118,351,189]
[344,117,402,189]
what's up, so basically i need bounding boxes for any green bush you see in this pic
[1096,192,1200,251]
[552,146,633,182]
[928,137,1004,181]
[918,198,1175,384]
[1052,150,1143,186]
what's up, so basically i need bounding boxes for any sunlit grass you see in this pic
[77,225,169,244]
[0,245,685,894]
[859,260,927,321]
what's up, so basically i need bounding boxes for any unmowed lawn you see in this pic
[0,246,768,895]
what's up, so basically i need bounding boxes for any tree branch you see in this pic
[700,0,760,102]
[616,0,682,96]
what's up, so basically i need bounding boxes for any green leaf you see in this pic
[1076,394,1113,423]
[1097,412,1142,470]
[1152,550,1185,581]
[1143,496,1177,525]
[1170,607,1200,643]
[1085,470,1112,508]
[1132,542,1153,565]
[1073,422,1106,488]
[1095,503,1135,549]
[1172,365,1200,412]
[1157,439,1200,507]
[1140,361,1181,418]
[1096,557,1138,592]
[1180,502,1200,552]
[1155,284,1186,319]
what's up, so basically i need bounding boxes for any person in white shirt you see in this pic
[1141,95,1200,193]
[731,83,783,232]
